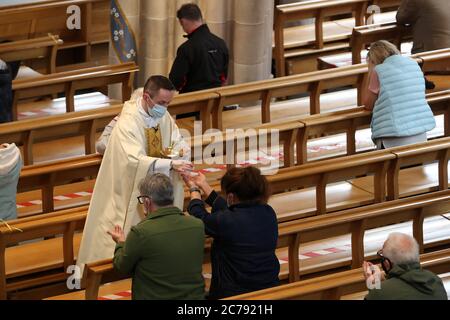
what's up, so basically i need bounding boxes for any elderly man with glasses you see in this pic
[107,173,205,300]
[363,232,447,300]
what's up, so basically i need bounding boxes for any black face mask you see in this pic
[377,249,393,274]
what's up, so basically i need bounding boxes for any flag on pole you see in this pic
[110,0,138,62]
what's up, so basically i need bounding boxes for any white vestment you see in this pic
[76,95,189,272]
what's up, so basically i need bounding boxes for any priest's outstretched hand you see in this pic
[171,159,194,173]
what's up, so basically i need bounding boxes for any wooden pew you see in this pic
[18,154,101,214]
[82,190,450,300]
[0,206,87,300]
[227,247,450,300]
[0,34,63,76]
[211,89,450,166]
[350,22,412,65]
[1,80,448,168]
[208,49,450,130]
[387,138,450,201]
[8,138,450,298]
[273,0,402,76]
[319,22,414,69]
[16,133,450,224]
[11,62,139,121]
[3,47,446,144]
[0,0,110,65]
[209,137,450,222]
[0,106,121,165]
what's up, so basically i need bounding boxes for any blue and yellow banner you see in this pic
[110,0,138,62]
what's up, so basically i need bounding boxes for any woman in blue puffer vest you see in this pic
[363,40,436,149]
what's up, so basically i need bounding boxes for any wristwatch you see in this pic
[189,187,201,194]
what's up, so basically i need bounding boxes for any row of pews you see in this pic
[273,0,411,76]
[2,135,450,299]
[0,0,450,300]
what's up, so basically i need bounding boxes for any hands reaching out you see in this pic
[107,225,125,243]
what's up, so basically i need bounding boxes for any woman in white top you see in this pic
[0,143,22,220]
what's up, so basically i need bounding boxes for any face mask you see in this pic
[148,104,167,119]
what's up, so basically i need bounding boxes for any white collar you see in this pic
[137,96,162,128]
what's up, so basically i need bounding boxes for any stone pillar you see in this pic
[112,0,275,88]
[232,0,274,84]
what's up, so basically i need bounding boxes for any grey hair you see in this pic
[138,173,174,207]
[0,59,7,71]
[383,232,420,265]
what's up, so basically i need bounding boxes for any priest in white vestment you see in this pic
[77,76,192,273]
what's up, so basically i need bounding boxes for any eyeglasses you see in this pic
[137,195,150,204]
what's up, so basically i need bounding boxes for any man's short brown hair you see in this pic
[177,3,203,21]
[144,75,176,97]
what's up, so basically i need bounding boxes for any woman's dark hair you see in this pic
[220,166,271,205]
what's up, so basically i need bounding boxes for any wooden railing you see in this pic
[11,62,138,121]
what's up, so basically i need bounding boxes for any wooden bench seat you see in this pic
[15,127,450,219]
[0,206,87,299]
[0,34,63,78]
[17,91,120,120]
[209,49,450,130]
[2,103,121,165]
[66,190,450,300]
[11,62,138,121]
[17,154,101,214]
[318,22,413,69]
[0,0,110,66]
[1,48,447,167]
[5,81,448,167]
[6,233,82,280]
[48,231,450,300]
[350,162,448,199]
[17,179,94,218]
[7,161,450,298]
[274,0,402,76]
[228,248,450,300]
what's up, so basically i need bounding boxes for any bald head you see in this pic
[382,232,420,265]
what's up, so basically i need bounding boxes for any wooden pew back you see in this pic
[274,0,402,76]
[0,0,110,64]
[11,62,138,121]
[0,206,87,299]
[227,247,450,299]
[209,49,450,130]
[83,190,450,299]
[0,34,63,74]
[350,22,412,65]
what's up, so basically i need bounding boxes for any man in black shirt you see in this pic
[169,3,229,119]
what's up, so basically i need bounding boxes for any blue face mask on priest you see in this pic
[143,91,168,119]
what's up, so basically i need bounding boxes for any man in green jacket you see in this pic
[363,232,448,300]
[108,173,205,300]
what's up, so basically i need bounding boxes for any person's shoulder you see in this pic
[209,32,228,47]
[177,39,192,52]
[365,277,400,300]
[183,214,205,227]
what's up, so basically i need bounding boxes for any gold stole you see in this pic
[145,126,163,157]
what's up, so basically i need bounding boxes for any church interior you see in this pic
[0,0,450,301]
